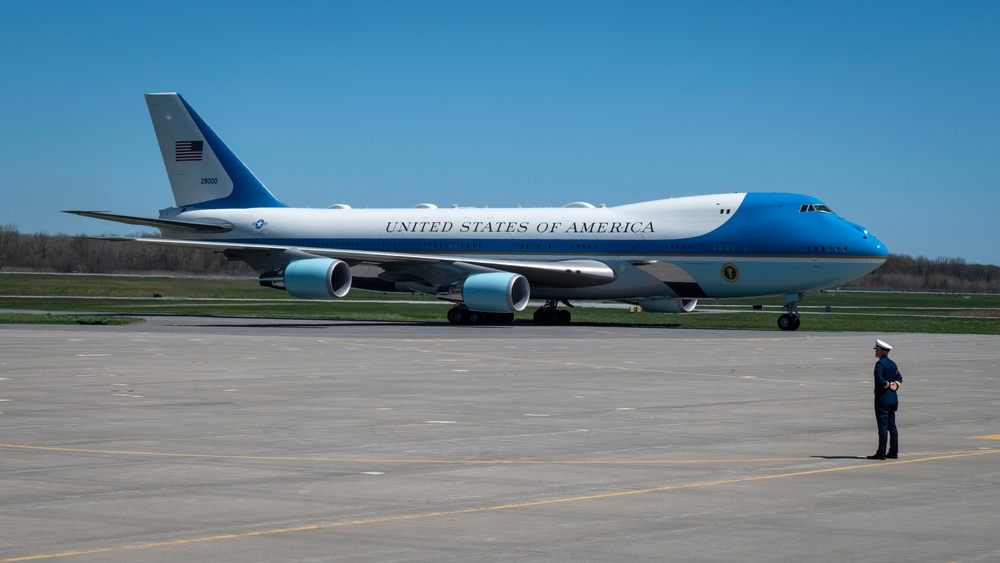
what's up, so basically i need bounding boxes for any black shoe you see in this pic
[867,454,886,460]
[885,453,898,459]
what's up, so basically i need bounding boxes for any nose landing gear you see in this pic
[777,292,804,331]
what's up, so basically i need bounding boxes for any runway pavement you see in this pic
[1,317,998,562]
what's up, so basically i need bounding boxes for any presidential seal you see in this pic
[721,263,740,282]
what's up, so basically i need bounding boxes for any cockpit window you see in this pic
[799,204,833,214]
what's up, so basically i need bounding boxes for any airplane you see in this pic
[66,93,889,330]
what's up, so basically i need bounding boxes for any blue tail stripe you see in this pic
[177,94,286,209]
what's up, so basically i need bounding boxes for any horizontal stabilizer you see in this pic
[63,211,233,233]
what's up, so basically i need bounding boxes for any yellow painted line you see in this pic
[2,449,997,562]
[969,434,1000,440]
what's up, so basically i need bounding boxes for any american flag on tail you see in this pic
[175,140,203,161]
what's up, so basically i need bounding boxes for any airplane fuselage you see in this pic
[163,191,886,301]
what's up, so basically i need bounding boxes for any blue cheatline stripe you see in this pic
[224,235,884,259]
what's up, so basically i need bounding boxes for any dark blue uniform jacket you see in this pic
[874,356,902,406]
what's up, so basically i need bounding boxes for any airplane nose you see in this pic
[867,236,889,258]
[860,232,888,258]
[847,221,888,257]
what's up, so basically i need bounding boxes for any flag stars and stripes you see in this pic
[175,140,204,161]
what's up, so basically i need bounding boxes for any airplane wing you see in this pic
[111,236,618,288]
[64,211,234,233]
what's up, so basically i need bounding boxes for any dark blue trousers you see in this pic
[875,403,898,456]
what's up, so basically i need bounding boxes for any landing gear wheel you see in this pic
[778,292,804,331]
[533,306,571,324]
[777,314,800,331]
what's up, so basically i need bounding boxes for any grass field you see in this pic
[2,272,998,333]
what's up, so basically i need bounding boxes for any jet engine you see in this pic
[439,272,530,313]
[259,258,352,299]
[634,297,698,313]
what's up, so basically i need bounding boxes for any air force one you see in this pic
[66,93,888,330]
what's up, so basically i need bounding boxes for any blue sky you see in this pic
[2,1,998,265]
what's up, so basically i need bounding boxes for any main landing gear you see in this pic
[446,300,575,325]
[777,292,803,331]
[533,299,572,324]
[446,306,514,325]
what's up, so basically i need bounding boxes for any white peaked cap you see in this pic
[875,339,893,351]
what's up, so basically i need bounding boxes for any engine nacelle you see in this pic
[439,272,531,313]
[635,297,698,313]
[262,258,352,299]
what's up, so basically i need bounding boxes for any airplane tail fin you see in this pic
[145,93,285,209]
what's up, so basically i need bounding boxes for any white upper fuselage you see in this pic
[168,193,736,244]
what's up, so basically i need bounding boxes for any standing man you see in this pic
[868,339,902,460]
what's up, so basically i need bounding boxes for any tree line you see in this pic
[0,225,253,275]
[2,225,998,292]
[844,254,1000,293]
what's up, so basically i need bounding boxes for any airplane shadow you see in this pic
[169,318,688,330]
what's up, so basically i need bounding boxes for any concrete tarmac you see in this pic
[1,318,998,562]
